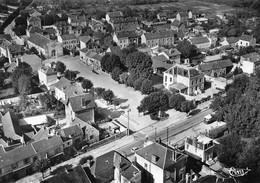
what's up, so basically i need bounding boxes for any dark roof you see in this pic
[28,16,41,22]
[107,45,121,54]
[171,19,181,27]
[59,125,82,139]
[145,30,176,40]
[55,77,71,91]
[189,37,210,45]
[80,36,91,43]
[226,37,239,44]
[61,34,77,41]
[0,144,36,169]
[29,26,45,34]
[0,34,12,42]
[152,55,172,70]
[198,59,233,72]
[240,34,254,42]
[68,94,96,112]
[8,44,23,54]
[32,135,63,154]
[92,54,103,61]
[44,28,56,35]
[28,33,51,48]
[116,31,139,39]
[40,66,57,76]
[42,165,92,183]
[91,150,115,176]
[136,142,181,169]
[107,11,123,18]
[2,111,23,140]
[241,52,260,62]
[22,54,42,72]
[121,164,140,180]
[164,48,181,57]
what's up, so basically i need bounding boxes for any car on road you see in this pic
[131,147,140,153]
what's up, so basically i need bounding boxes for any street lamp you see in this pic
[127,108,131,136]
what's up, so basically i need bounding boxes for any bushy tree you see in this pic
[176,39,199,58]
[64,70,77,81]
[102,89,115,104]
[55,61,66,74]
[180,100,195,113]
[140,79,153,95]
[118,45,138,66]
[111,67,123,83]
[81,79,93,90]
[11,62,32,93]
[18,74,32,95]
[95,87,105,98]
[119,72,129,84]
[101,54,122,73]
[32,158,51,176]
[133,77,145,91]
[126,73,138,87]
[168,94,186,111]
[0,56,8,68]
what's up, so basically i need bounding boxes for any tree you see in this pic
[38,92,57,110]
[11,62,32,93]
[176,39,199,58]
[64,70,77,81]
[118,46,138,66]
[55,61,66,74]
[180,100,195,113]
[18,75,32,95]
[102,89,115,104]
[133,77,145,91]
[32,158,51,177]
[0,72,4,88]
[119,72,129,84]
[103,34,113,46]
[111,67,123,83]
[101,54,122,73]
[138,91,169,113]
[0,56,8,68]
[81,79,93,91]
[95,87,105,98]
[126,73,138,87]
[30,47,39,55]
[168,94,186,111]
[140,79,153,95]
[19,94,30,110]
[125,51,153,79]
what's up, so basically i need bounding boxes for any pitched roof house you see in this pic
[240,52,260,74]
[141,30,175,48]
[38,65,58,90]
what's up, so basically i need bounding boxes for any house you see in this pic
[58,125,83,149]
[240,52,260,74]
[106,45,121,55]
[105,11,123,24]
[157,12,167,21]
[152,22,171,32]
[16,54,42,74]
[41,165,93,183]
[54,77,84,103]
[109,17,141,32]
[198,59,233,77]
[73,117,99,144]
[0,144,37,183]
[158,48,181,63]
[27,16,41,28]
[189,36,210,50]
[2,110,23,143]
[141,30,175,48]
[236,34,256,48]
[135,142,188,183]
[7,44,24,63]
[31,135,64,163]
[27,33,63,58]
[26,26,50,39]
[66,93,96,124]
[57,34,79,51]
[79,36,91,49]
[38,65,58,90]
[55,21,72,36]
[89,18,106,33]
[171,20,185,32]
[176,11,192,22]
[71,25,83,37]
[193,26,205,35]
[185,135,215,163]
[151,55,172,75]
[114,151,142,183]
[68,15,87,27]
[113,30,142,48]
[164,64,204,95]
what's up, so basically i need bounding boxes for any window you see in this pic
[144,163,148,169]
[90,135,93,140]
[11,163,18,169]
[165,76,167,81]
[191,81,194,85]
[199,78,202,83]
[170,78,172,82]
[24,158,30,164]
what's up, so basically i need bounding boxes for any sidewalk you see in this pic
[16,135,135,183]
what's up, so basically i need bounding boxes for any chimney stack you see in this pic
[81,98,86,108]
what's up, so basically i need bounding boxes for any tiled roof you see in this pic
[189,36,210,45]
[32,135,63,154]
[226,37,239,44]
[198,59,233,72]
[2,111,23,140]
[92,54,103,61]
[28,33,51,49]
[121,164,140,180]
[145,30,176,40]
[55,77,72,91]
[112,17,140,24]
[44,28,56,35]
[68,93,95,112]
[107,11,123,18]
[107,45,121,54]
[164,48,181,57]
[0,34,12,42]
[136,142,181,169]
[152,55,172,70]
[171,19,181,27]
[59,125,82,139]
[22,54,42,72]
[239,34,254,42]
[0,144,36,169]
[116,30,139,39]
[73,117,96,129]
[8,44,23,53]
[29,26,45,34]
[33,127,50,141]
[80,36,91,43]
[241,52,260,62]
[40,66,57,76]
[61,34,77,41]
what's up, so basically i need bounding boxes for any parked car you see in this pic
[150,112,160,121]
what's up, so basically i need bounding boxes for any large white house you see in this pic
[240,52,260,74]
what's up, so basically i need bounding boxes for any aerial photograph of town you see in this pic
[0,0,259,182]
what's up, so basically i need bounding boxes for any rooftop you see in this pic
[59,125,82,139]
[189,36,210,45]
[239,34,254,42]
[68,93,96,112]
[145,30,176,40]
[21,54,42,72]
[32,135,63,154]
[61,34,77,41]
[107,11,123,18]
[241,52,260,63]
[198,59,233,72]
[40,65,57,76]
[28,33,51,49]
[2,111,23,140]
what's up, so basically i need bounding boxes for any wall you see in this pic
[241,61,254,74]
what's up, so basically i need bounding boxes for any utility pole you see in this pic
[127,108,131,136]
[155,127,157,142]
[167,127,169,144]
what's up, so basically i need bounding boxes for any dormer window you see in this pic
[151,154,159,164]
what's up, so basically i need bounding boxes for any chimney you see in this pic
[172,150,176,162]
[81,98,86,108]
[193,136,198,147]
[151,154,158,164]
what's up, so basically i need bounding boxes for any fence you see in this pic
[81,131,127,153]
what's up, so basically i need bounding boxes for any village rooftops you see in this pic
[239,34,254,42]
[152,55,172,70]
[171,19,182,27]
[0,144,36,169]
[241,52,260,62]
[145,30,176,40]
[28,33,51,49]
[189,36,210,45]
[176,64,202,78]
[111,17,140,24]
[79,36,91,43]
[68,93,96,112]
[59,125,82,140]
[226,37,239,44]
[40,65,57,76]
[198,59,233,72]
[116,30,140,39]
